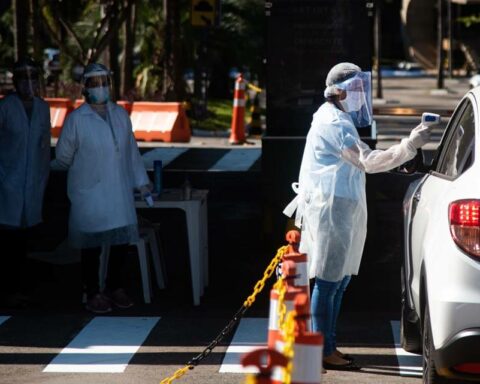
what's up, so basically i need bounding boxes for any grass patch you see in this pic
[191,98,232,132]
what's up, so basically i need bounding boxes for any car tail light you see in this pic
[453,363,480,374]
[449,200,480,258]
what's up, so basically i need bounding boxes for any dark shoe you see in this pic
[323,361,361,371]
[107,289,134,309]
[334,350,355,362]
[85,294,112,314]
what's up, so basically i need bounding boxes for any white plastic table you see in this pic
[135,188,209,305]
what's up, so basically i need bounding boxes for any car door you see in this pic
[407,97,476,313]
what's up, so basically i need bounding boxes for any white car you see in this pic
[401,87,480,383]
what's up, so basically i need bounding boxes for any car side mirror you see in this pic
[392,148,428,175]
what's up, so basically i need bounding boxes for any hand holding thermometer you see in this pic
[422,112,441,127]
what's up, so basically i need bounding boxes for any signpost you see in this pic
[191,0,217,27]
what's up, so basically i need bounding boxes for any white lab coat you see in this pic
[54,102,149,248]
[284,102,417,282]
[0,93,51,227]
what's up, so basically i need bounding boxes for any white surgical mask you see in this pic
[340,91,364,112]
[87,86,110,104]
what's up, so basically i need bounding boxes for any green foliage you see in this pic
[2,0,265,100]
[0,6,14,69]
[194,98,232,131]
[457,14,480,28]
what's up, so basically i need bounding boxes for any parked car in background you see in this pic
[400,87,480,383]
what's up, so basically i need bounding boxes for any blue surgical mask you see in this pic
[87,86,110,104]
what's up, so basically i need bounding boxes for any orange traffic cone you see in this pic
[268,260,301,349]
[241,348,289,384]
[229,73,246,145]
[272,293,324,384]
[283,230,310,309]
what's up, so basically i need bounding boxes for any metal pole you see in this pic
[448,0,453,78]
[375,0,383,99]
[437,0,445,89]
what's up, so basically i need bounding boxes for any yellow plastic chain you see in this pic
[159,245,288,384]
[274,276,287,330]
[243,245,288,308]
[282,310,296,384]
[247,82,263,93]
[245,374,257,384]
[160,365,192,384]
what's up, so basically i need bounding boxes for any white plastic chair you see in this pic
[97,227,166,304]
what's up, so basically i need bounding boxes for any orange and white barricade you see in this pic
[283,230,310,303]
[268,260,301,349]
[229,73,246,145]
[130,102,191,142]
[241,348,288,384]
[272,294,324,384]
[46,97,73,137]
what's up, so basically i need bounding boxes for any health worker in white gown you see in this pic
[284,62,433,370]
[53,63,151,314]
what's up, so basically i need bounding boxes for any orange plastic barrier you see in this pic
[74,99,84,109]
[74,99,132,114]
[117,100,132,114]
[130,102,191,142]
[45,98,73,138]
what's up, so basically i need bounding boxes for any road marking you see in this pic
[43,316,159,373]
[390,320,423,377]
[0,316,10,327]
[209,149,261,172]
[142,148,188,170]
[219,318,268,374]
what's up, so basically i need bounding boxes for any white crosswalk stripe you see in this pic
[142,148,188,170]
[219,318,268,374]
[0,316,10,327]
[209,149,261,172]
[43,316,159,373]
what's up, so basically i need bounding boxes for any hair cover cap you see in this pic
[324,62,361,98]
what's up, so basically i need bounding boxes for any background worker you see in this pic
[284,62,433,370]
[52,63,151,314]
[0,58,51,308]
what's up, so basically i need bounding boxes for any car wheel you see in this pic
[400,268,422,353]
[401,297,422,353]
[423,306,449,384]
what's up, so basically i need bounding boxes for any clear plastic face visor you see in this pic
[82,72,112,104]
[14,66,39,99]
[336,71,373,128]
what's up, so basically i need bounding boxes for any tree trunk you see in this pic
[162,0,185,101]
[172,0,185,101]
[13,0,30,60]
[162,0,173,99]
[109,3,121,100]
[121,0,137,98]
[30,0,42,63]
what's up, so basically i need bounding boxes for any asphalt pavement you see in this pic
[0,75,473,384]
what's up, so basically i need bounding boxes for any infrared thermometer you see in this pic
[422,112,441,127]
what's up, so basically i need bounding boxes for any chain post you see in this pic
[158,245,289,384]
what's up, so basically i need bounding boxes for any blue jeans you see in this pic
[311,275,351,356]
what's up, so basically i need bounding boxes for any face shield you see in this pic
[82,68,113,104]
[14,65,40,100]
[335,72,372,128]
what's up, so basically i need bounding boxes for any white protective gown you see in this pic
[0,94,51,227]
[284,102,417,282]
[54,102,149,248]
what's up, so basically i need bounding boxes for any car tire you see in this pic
[401,268,422,353]
[401,297,422,353]
[423,305,450,384]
